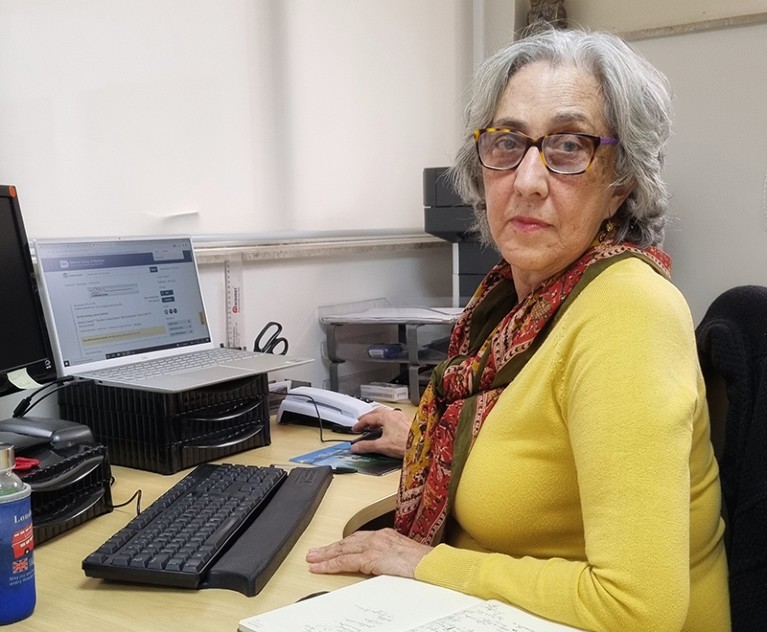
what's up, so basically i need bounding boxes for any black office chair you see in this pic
[696,285,767,632]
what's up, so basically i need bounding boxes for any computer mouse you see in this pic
[350,427,383,444]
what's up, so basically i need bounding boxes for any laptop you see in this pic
[33,236,312,393]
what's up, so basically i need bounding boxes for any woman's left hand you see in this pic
[306,528,432,578]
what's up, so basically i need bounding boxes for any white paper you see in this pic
[238,576,584,632]
[7,368,42,390]
[239,576,479,632]
[321,307,463,324]
[410,600,585,632]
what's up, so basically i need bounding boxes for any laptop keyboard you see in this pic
[80,348,256,381]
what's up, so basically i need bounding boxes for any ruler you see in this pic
[224,257,244,349]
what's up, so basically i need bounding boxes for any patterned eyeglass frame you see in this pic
[473,128,620,175]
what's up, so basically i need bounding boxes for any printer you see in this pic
[0,417,113,544]
[423,167,499,305]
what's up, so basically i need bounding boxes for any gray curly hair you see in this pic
[450,28,672,248]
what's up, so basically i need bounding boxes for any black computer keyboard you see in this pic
[82,463,333,596]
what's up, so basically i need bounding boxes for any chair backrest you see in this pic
[696,285,767,632]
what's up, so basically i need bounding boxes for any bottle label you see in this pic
[0,484,36,624]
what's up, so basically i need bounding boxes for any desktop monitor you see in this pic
[0,185,56,396]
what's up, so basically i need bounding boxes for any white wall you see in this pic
[0,0,473,237]
[276,2,473,233]
[566,0,766,33]
[632,23,767,321]
[0,1,262,237]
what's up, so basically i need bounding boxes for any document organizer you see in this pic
[57,374,271,474]
[20,442,113,544]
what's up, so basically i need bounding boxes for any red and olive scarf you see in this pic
[394,231,672,545]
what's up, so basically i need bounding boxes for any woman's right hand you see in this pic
[350,407,410,459]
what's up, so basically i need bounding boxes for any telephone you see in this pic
[0,416,94,451]
[0,415,113,545]
[276,386,390,432]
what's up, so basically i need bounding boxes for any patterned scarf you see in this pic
[394,233,672,545]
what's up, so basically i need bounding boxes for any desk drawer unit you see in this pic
[58,375,270,474]
[19,442,113,543]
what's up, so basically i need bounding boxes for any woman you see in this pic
[307,28,730,631]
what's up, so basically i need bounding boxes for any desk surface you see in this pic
[15,419,401,632]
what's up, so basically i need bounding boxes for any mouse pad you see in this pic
[290,443,401,476]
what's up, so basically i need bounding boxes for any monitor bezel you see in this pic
[0,184,56,392]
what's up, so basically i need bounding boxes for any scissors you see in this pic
[253,321,289,355]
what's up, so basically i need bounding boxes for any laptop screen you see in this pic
[34,237,213,371]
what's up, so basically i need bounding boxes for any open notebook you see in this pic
[239,575,584,632]
[33,236,311,393]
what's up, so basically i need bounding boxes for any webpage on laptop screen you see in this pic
[38,240,210,368]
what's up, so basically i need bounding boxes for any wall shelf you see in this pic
[319,299,459,405]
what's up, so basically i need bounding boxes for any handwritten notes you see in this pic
[282,604,398,632]
[411,601,554,632]
[238,576,583,632]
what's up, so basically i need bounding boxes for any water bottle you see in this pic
[0,443,35,625]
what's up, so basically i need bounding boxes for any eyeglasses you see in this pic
[473,128,620,175]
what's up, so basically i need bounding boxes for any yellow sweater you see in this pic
[414,258,730,632]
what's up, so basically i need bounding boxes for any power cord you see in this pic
[12,376,79,417]
[284,392,352,444]
[113,488,144,515]
[107,475,144,515]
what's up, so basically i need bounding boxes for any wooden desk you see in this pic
[15,420,400,632]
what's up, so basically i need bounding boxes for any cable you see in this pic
[286,392,350,444]
[12,376,78,417]
[110,480,144,515]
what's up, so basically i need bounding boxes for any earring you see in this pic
[605,219,615,233]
